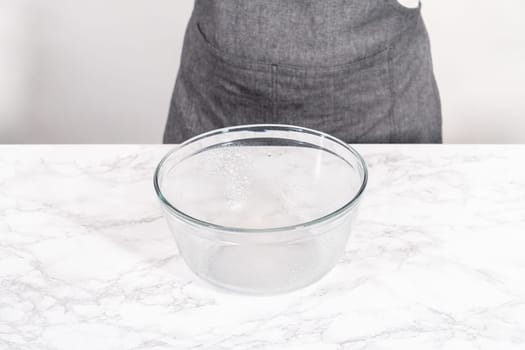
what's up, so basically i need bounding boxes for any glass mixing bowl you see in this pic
[154,125,368,294]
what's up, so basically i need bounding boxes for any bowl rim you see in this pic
[154,124,368,234]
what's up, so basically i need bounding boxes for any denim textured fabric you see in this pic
[164,0,442,144]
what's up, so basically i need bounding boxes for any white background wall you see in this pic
[1,0,524,144]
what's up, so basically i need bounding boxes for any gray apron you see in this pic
[164,0,442,144]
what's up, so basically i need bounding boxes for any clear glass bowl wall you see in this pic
[155,125,367,294]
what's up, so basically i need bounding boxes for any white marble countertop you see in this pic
[1,145,525,350]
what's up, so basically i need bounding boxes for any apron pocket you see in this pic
[275,48,393,143]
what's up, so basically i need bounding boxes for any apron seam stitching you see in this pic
[271,64,278,121]
[387,45,395,144]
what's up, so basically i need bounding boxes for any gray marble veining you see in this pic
[1,145,524,349]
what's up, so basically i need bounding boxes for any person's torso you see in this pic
[193,0,421,66]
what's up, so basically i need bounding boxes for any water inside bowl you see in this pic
[162,145,361,229]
